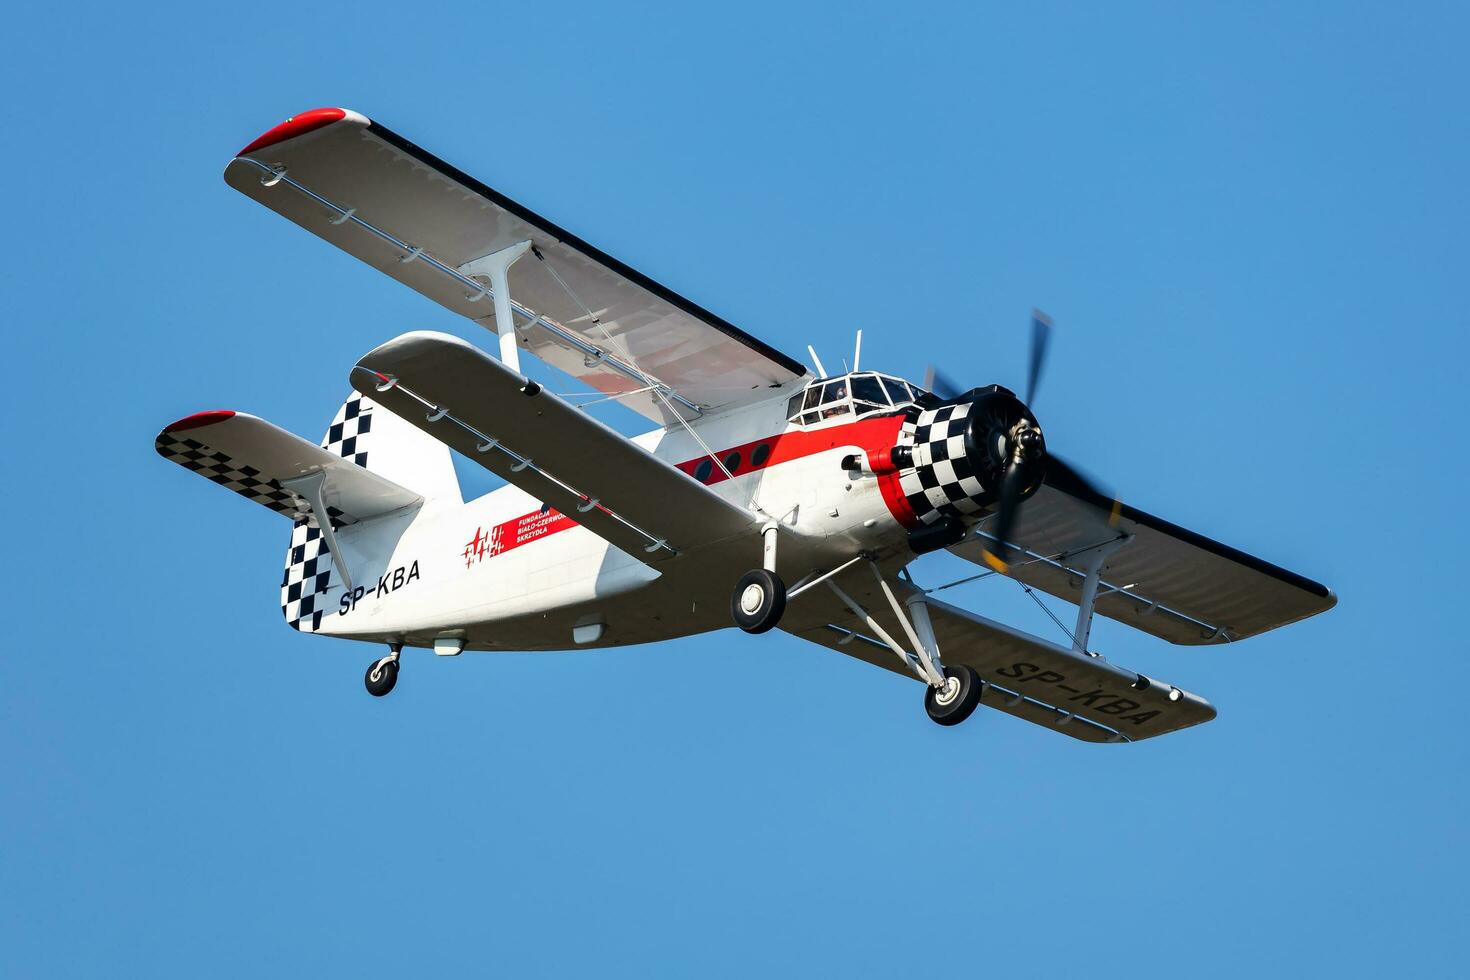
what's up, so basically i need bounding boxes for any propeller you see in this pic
[1025,309,1051,404]
[921,364,962,401]
[978,309,1115,573]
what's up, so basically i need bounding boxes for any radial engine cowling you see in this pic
[879,386,1046,553]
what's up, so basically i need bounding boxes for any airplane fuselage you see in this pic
[313,379,920,652]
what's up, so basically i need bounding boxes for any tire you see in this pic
[924,665,983,726]
[731,568,787,634]
[364,657,399,697]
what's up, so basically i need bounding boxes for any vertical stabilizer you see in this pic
[282,392,459,632]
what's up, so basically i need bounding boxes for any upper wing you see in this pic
[154,409,421,522]
[781,573,1216,743]
[949,471,1337,645]
[353,331,760,561]
[225,108,808,424]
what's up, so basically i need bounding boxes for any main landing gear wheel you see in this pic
[731,568,787,634]
[925,665,983,727]
[364,656,399,697]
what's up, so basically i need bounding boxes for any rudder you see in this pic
[281,392,459,632]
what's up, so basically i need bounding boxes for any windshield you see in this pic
[787,372,916,426]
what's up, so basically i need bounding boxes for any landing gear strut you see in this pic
[732,523,787,634]
[365,643,401,697]
[924,665,983,726]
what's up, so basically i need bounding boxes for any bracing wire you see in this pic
[536,252,764,513]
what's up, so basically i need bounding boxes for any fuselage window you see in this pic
[751,442,771,467]
[694,459,713,483]
[723,450,742,473]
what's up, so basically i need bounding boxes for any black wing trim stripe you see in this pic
[1044,465,1334,600]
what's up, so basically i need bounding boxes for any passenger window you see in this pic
[694,459,713,483]
[751,442,771,467]
[723,450,742,473]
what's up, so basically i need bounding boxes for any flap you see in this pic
[155,410,422,522]
[781,568,1217,743]
[947,474,1337,645]
[352,331,761,561]
[226,107,809,425]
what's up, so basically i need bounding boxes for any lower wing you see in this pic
[782,571,1216,743]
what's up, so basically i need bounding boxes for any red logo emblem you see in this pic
[462,525,504,568]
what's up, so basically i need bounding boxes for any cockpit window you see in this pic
[881,377,912,405]
[787,372,916,426]
[819,381,851,419]
[850,376,887,410]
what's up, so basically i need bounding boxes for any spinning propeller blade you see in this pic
[1026,309,1052,405]
[982,457,1029,573]
[922,364,962,400]
[979,308,1058,573]
[1046,453,1125,529]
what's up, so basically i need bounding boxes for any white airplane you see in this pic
[156,107,1336,741]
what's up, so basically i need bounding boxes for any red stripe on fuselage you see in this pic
[670,412,919,527]
[478,412,919,560]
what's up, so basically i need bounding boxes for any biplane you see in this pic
[156,107,1336,742]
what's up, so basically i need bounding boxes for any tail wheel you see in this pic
[924,665,983,726]
[731,568,787,634]
[365,657,399,697]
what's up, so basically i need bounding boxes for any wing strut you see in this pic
[825,579,928,681]
[458,241,533,373]
[281,471,354,592]
[1070,536,1132,654]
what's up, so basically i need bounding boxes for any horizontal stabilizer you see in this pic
[155,411,421,523]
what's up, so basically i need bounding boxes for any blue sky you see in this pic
[3,2,1466,976]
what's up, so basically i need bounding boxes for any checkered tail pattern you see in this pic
[280,393,376,632]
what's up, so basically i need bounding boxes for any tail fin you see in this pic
[282,392,459,632]
[320,391,460,504]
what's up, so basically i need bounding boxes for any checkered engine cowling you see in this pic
[894,388,1041,527]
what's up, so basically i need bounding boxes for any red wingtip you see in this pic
[164,410,236,433]
[238,107,347,155]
